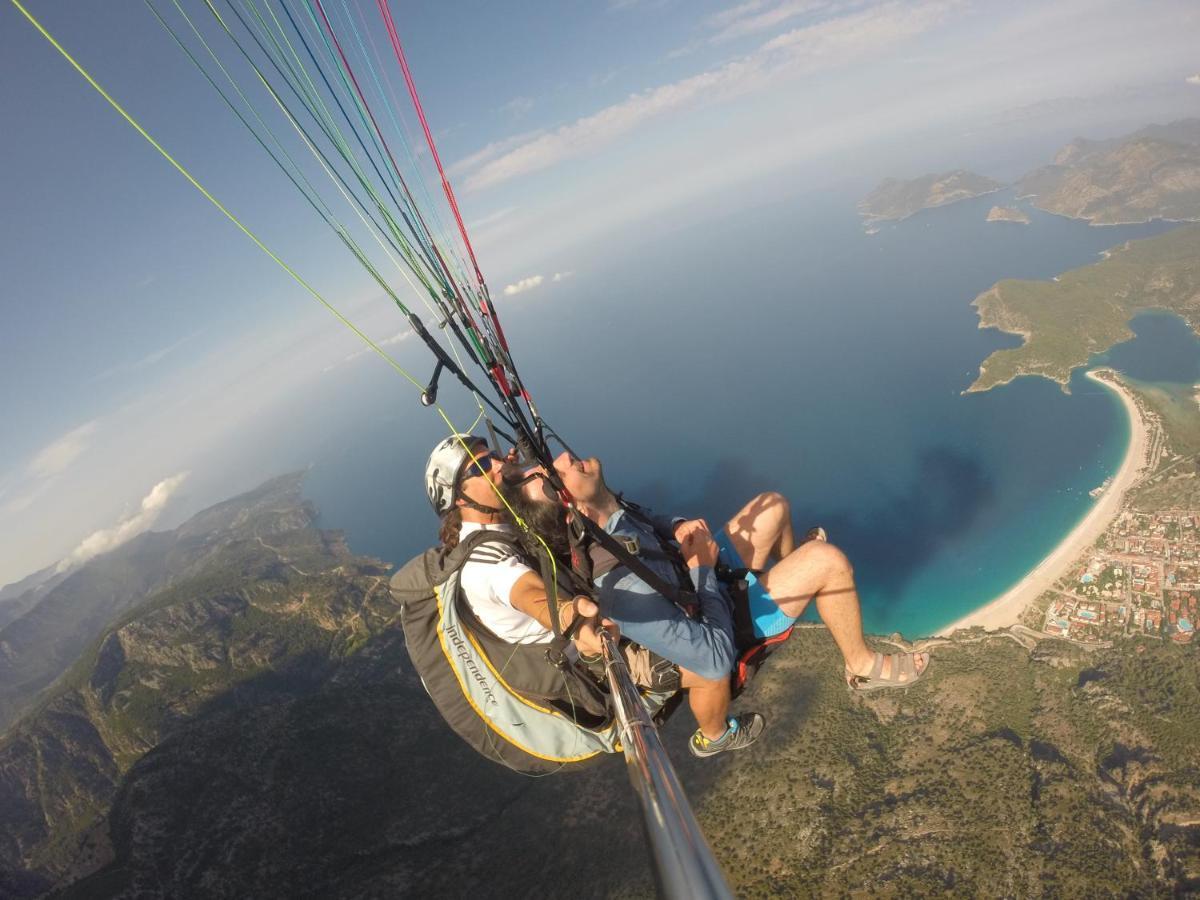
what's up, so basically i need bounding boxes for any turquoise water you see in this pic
[273,189,1190,637]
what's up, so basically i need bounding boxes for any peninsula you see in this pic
[1018,119,1200,225]
[859,170,1002,228]
[986,205,1030,224]
[954,221,1200,645]
[966,224,1200,393]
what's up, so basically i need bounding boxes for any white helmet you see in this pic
[425,434,484,515]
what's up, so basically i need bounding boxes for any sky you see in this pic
[1,0,1198,588]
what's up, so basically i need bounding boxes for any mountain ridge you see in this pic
[0,472,1195,896]
[0,473,314,732]
[1017,118,1200,225]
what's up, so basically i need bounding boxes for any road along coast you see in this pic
[939,369,1151,634]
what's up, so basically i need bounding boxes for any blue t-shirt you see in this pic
[594,509,736,681]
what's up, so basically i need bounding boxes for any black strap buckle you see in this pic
[545,643,570,670]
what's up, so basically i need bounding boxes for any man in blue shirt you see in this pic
[508,451,930,757]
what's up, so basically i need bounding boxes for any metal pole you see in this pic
[600,631,735,900]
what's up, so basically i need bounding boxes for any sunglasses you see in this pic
[459,451,504,483]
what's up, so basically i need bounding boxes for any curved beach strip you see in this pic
[939,369,1150,634]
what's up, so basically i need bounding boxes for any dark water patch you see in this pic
[823,446,996,603]
[1077,667,1107,688]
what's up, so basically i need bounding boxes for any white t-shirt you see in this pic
[458,522,554,645]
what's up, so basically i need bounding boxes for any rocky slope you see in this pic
[0,477,1196,898]
[0,474,317,731]
[0,476,397,897]
[36,630,1200,899]
[1018,119,1200,225]
[0,565,66,631]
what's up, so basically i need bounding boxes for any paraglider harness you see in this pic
[714,559,797,698]
[390,525,681,775]
[577,496,792,698]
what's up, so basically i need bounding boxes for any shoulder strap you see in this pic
[440,528,525,572]
[447,529,579,662]
[575,511,696,614]
[617,499,695,595]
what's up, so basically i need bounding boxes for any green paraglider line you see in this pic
[146,0,407,315]
[209,0,500,389]
[340,0,475,298]
[7,0,475,409]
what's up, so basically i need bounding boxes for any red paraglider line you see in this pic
[376,0,486,295]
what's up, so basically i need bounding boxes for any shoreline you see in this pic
[937,369,1150,635]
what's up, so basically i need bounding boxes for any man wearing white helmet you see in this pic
[424,434,604,650]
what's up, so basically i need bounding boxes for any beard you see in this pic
[499,477,571,560]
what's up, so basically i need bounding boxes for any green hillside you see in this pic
[968,225,1200,393]
[1,478,1196,898]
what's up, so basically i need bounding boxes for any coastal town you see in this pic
[1041,509,1198,644]
[944,367,1198,651]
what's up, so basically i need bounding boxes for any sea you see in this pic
[245,187,1200,638]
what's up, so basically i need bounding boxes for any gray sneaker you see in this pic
[688,713,765,758]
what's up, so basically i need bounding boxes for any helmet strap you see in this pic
[456,492,505,516]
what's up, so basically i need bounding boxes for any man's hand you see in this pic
[570,595,619,656]
[676,519,720,568]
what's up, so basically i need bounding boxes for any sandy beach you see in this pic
[938,369,1150,634]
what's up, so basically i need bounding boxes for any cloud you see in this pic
[0,479,54,516]
[551,271,574,282]
[448,129,545,177]
[94,330,202,381]
[28,422,97,479]
[56,472,189,572]
[503,275,545,296]
[327,328,414,371]
[380,329,413,347]
[461,1,955,190]
[607,0,670,9]
[1187,74,1200,85]
[707,0,833,44]
[468,207,516,231]
[705,0,770,30]
[499,96,535,117]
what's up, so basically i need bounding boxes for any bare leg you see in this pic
[724,491,795,569]
[761,541,927,681]
[680,668,731,740]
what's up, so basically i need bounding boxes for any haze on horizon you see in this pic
[1,0,1198,588]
